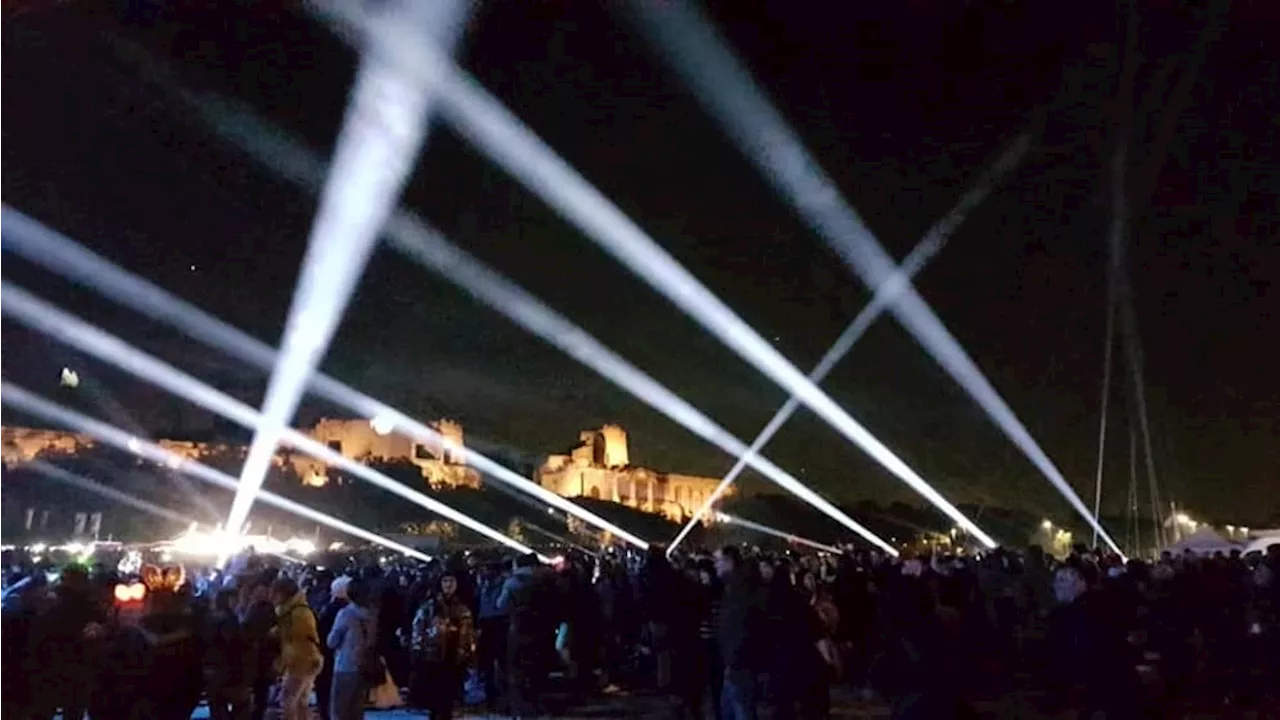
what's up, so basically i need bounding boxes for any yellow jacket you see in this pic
[275,592,324,676]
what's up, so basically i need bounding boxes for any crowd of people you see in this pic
[2,539,1279,719]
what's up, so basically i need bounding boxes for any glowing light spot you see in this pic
[114,583,146,603]
[370,415,395,435]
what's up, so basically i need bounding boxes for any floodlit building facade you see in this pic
[2,421,725,520]
[535,425,729,521]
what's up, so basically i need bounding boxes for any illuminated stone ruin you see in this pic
[537,425,730,521]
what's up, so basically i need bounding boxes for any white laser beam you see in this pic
[385,214,899,556]
[381,45,996,549]
[2,384,432,561]
[304,1,982,550]
[226,0,472,539]
[0,285,538,557]
[102,71,898,553]
[668,134,1029,554]
[628,0,1119,555]
[0,206,649,550]
[717,513,842,554]
[26,459,197,528]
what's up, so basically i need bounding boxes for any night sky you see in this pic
[3,0,1277,525]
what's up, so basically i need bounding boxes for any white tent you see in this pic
[1242,534,1280,556]
[1164,527,1241,556]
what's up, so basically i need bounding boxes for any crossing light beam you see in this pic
[628,0,1120,556]
[2,385,433,561]
[225,0,471,539]
[0,284,540,559]
[0,206,649,550]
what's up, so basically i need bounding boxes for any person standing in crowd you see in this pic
[371,568,409,688]
[475,561,509,706]
[716,546,764,720]
[238,578,278,720]
[327,577,375,720]
[408,571,476,720]
[25,565,105,720]
[500,553,554,718]
[1043,563,1141,717]
[204,588,253,720]
[128,566,208,719]
[771,567,835,720]
[315,576,351,720]
[690,560,725,719]
[270,576,324,720]
[639,545,681,692]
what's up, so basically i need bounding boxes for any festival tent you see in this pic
[1242,533,1280,556]
[1163,527,1241,556]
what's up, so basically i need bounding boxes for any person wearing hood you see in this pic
[327,578,374,720]
[270,577,324,720]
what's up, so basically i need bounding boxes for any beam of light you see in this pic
[628,1,1120,557]
[307,1,968,552]
[0,207,650,550]
[387,216,897,557]
[715,513,842,554]
[520,521,601,558]
[225,0,472,539]
[56,366,224,523]
[318,32,993,550]
[1092,142,1126,547]
[24,459,197,528]
[1107,139,1165,551]
[169,102,898,556]
[1121,289,1164,549]
[0,285,539,558]
[308,0,989,549]
[668,135,1030,554]
[121,74,895,554]
[1,384,432,561]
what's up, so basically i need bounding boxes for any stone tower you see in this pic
[598,424,629,468]
[434,419,466,465]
